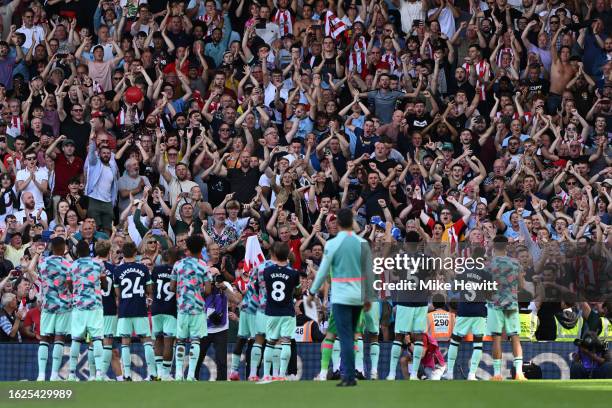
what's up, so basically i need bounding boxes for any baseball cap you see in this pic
[62,138,76,148]
[602,178,612,187]
[550,195,563,203]
[92,45,104,53]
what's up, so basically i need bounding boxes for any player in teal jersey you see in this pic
[170,234,212,381]
[248,259,275,381]
[487,235,527,381]
[35,238,72,381]
[67,241,108,381]
[229,267,258,381]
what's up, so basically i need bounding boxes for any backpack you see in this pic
[511,361,542,379]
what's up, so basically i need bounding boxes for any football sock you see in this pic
[272,346,281,377]
[355,339,364,372]
[319,338,334,376]
[87,346,96,378]
[102,346,112,378]
[446,339,459,378]
[175,343,185,379]
[69,340,81,375]
[51,342,64,377]
[231,353,240,372]
[469,342,483,376]
[232,337,246,372]
[514,357,523,376]
[121,345,131,378]
[279,342,291,377]
[92,339,104,378]
[37,341,49,379]
[249,343,262,378]
[162,360,172,378]
[331,339,341,371]
[493,359,502,376]
[370,342,380,374]
[155,356,163,377]
[263,341,275,377]
[144,342,157,377]
[187,341,200,379]
[389,341,402,378]
[411,341,424,378]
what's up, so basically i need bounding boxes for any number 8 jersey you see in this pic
[263,263,300,317]
[113,262,153,318]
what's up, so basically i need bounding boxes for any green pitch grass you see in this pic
[1,380,610,408]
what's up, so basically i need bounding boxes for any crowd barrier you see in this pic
[0,342,575,381]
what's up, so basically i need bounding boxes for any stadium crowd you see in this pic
[0,0,610,381]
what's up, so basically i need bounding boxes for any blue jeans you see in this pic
[331,303,362,382]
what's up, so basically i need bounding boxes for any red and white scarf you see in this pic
[463,59,489,100]
[348,36,367,75]
[324,10,346,40]
[7,115,24,138]
[273,9,293,36]
[116,106,143,127]
[381,51,398,72]
[199,12,222,37]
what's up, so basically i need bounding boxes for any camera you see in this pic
[214,274,224,284]
[574,332,607,353]
[209,310,223,325]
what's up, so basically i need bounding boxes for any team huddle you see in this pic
[35,234,303,382]
[35,228,527,382]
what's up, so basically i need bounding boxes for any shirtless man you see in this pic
[548,25,576,114]
[293,4,317,38]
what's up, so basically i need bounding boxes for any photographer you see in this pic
[194,264,241,381]
[571,332,612,379]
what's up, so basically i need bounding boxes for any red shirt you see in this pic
[53,153,84,197]
[23,306,40,342]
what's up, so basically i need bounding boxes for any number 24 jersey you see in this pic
[113,262,152,318]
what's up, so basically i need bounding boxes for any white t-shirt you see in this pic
[264,82,288,107]
[16,25,45,50]
[399,1,425,35]
[259,173,280,209]
[225,217,249,236]
[15,167,48,210]
[14,208,48,226]
[256,22,280,45]
[427,7,456,39]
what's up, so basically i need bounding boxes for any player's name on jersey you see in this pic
[117,268,147,279]
[373,278,498,292]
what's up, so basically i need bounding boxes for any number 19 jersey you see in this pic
[151,264,177,317]
[263,264,300,317]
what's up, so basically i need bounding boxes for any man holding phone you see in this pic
[254,5,281,45]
